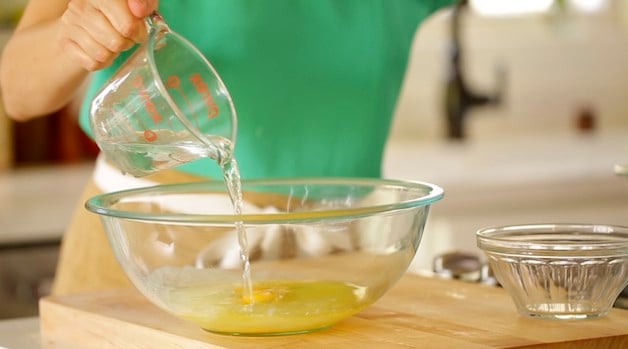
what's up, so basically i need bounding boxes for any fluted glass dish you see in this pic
[477,224,628,320]
[85,178,443,336]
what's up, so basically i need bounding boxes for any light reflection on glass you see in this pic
[470,0,608,16]
[470,0,554,16]
[570,0,607,13]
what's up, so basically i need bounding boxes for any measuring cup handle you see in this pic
[145,11,170,33]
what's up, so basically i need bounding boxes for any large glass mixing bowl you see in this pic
[85,178,444,336]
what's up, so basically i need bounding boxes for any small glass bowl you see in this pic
[477,224,628,320]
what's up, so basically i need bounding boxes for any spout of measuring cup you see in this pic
[144,11,170,33]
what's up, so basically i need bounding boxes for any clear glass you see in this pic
[85,178,443,336]
[89,12,237,177]
[477,224,628,320]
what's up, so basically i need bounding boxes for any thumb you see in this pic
[128,0,159,18]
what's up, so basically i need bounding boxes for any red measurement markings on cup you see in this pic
[132,75,162,142]
[189,73,220,118]
[167,75,200,128]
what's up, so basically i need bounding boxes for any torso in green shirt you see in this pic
[80,0,452,179]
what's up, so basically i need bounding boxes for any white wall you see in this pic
[392,5,628,143]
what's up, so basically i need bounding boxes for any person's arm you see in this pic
[0,0,157,121]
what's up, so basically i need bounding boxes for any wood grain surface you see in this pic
[39,274,628,348]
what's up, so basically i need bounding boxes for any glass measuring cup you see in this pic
[90,12,237,177]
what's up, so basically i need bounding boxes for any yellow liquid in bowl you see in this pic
[165,280,371,335]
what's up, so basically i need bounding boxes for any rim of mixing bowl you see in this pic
[85,177,444,224]
[476,223,628,256]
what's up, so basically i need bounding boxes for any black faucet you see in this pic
[444,0,505,140]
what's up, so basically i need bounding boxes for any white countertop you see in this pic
[0,318,83,349]
[383,130,628,271]
[0,162,94,245]
[383,130,628,187]
[0,317,40,349]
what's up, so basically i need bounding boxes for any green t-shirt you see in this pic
[80,0,453,179]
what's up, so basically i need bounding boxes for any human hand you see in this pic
[60,0,159,71]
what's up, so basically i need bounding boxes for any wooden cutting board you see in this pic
[39,274,628,348]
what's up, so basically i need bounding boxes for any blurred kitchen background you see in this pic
[1,0,628,318]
